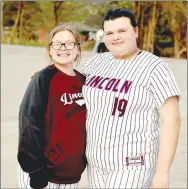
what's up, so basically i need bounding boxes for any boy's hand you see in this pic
[151,172,169,188]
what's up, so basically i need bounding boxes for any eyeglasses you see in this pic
[49,42,80,50]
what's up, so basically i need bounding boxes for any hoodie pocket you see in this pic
[45,142,64,168]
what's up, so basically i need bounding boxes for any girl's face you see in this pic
[49,30,79,65]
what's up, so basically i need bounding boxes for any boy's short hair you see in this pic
[102,8,137,29]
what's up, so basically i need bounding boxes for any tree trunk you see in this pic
[173,30,181,57]
[1,1,4,42]
[177,47,187,58]
[134,1,141,24]
[10,2,22,43]
[143,26,148,50]
[137,2,144,49]
[54,2,63,26]
[145,1,158,52]
[19,1,24,43]
[149,1,158,52]
[54,2,58,26]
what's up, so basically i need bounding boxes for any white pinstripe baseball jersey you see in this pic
[76,51,180,171]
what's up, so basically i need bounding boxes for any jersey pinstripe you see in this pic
[76,51,180,171]
[87,165,156,188]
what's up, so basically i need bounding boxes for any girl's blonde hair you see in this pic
[47,23,82,65]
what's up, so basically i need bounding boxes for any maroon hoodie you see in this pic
[18,65,87,188]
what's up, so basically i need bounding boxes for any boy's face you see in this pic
[103,17,138,57]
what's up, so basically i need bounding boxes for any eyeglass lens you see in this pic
[51,42,75,50]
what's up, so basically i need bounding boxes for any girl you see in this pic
[17,24,87,189]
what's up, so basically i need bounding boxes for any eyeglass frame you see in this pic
[49,42,80,50]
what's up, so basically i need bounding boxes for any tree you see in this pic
[143,1,160,52]
[58,2,90,24]
[156,1,187,57]
[84,1,133,29]
[2,1,186,58]
[36,1,56,30]
[134,2,160,53]
[166,2,187,57]
[53,1,64,25]
[9,1,24,43]
[1,1,4,42]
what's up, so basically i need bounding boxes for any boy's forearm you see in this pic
[156,118,181,174]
